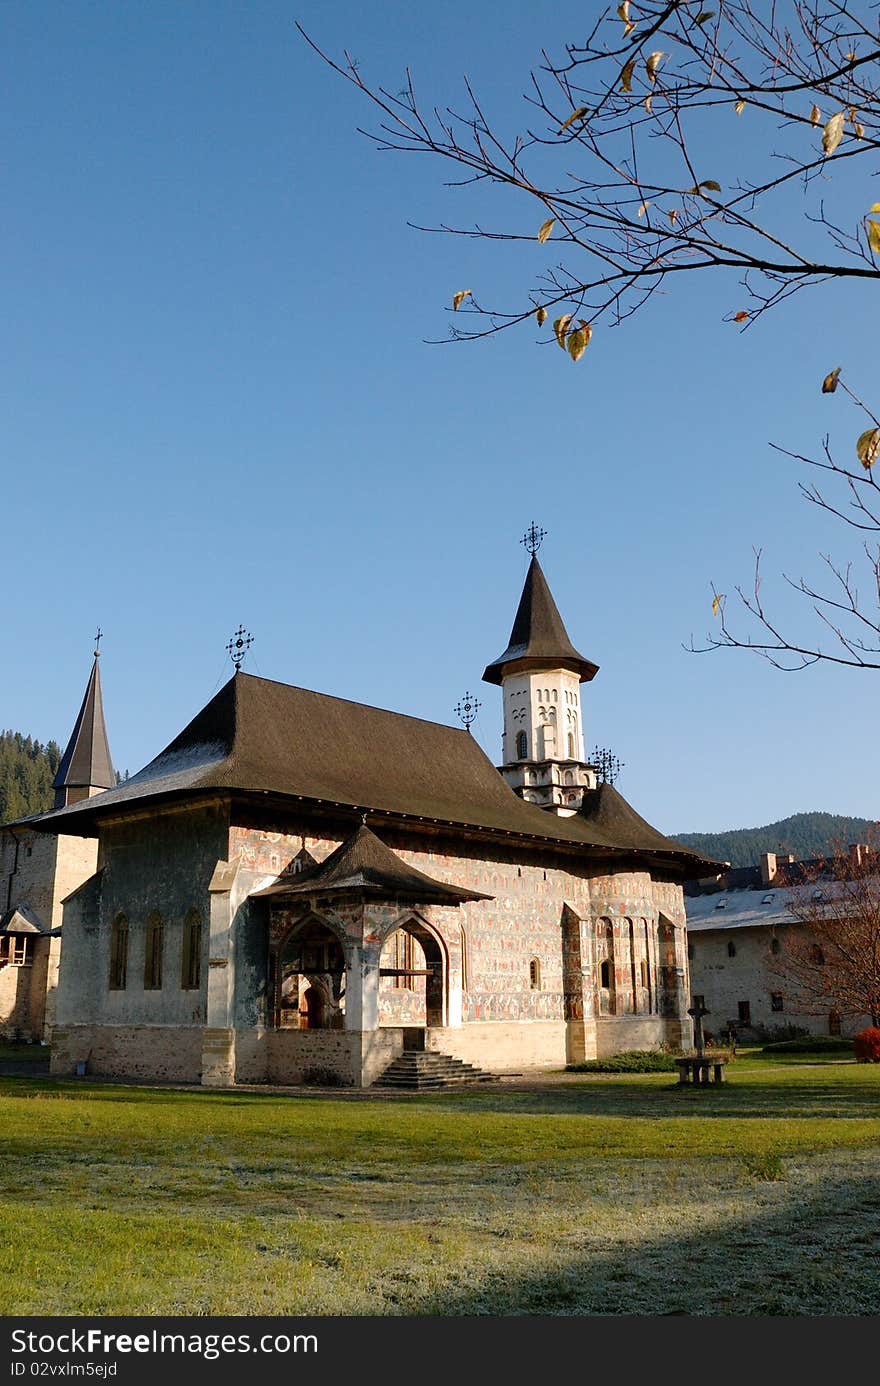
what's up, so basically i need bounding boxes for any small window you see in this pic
[109,913,129,991]
[727,940,737,958]
[692,994,705,1010]
[714,899,727,910]
[687,942,694,961]
[810,944,825,966]
[516,731,528,760]
[770,992,784,1012]
[770,936,781,955]
[640,959,648,988]
[181,909,202,991]
[144,913,164,991]
[529,958,541,990]
[811,888,824,902]
[567,732,575,757]
[600,959,612,989]
[829,1010,841,1036]
[762,894,774,905]
[738,999,751,1025]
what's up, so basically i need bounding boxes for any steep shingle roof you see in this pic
[482,555,599,686]
[25,672,714,872]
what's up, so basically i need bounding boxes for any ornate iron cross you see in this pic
[226,625,253,670]
[94,627,103,658]
[454,691,481,734]
[590,746,624,785]
[520,521,547,556]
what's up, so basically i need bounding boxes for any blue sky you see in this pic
[2,0,877,834]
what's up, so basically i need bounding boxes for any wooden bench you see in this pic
[675,1056,726,1086]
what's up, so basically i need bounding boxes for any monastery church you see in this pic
[2,540,713,1086]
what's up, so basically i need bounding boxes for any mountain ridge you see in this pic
[672,811,877,869]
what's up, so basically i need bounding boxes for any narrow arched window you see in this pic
[810,944,825,966]
[109,913,129,991]
[770,936,781,956]
[529,957,541,990]
[144,912,164,990]
[567,732,575,757]
[600,959,612,989]
[181,909,202,991]
[516,731,528,760]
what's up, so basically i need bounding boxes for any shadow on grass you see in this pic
[412,1163,880,1315]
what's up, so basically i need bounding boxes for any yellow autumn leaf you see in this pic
[733,310,749,323]
[734,99,746,115]
[822,111,845,156]
[854,123,864,139]
[452,290,471,311]
[537,218,555,243]
[857,427,880,469]
[623,20,636,36]
[637,201,650,217]
[821,367,841,393]
[700,180,722,193]
[646,52,664,83]
[866,220,880,255]
[553,314,573,349]
[536,306,547,327]
[809,104,821,126]
[870,203,880,212]
[695,11,715,24]
[711,594,722,617]
[644,95,652,114]
[620,59,636,92]
[668,208,679,226]
[559,107,587,133]
[568,329,587,362]
[617,1,629,20]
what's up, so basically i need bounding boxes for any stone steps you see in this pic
[374,1050,498,1090]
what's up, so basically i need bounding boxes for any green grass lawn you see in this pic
[2,1052,879,1316]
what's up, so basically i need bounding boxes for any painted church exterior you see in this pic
[25,550,712,1086]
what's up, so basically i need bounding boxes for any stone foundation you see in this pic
[425,1020,568,1071]
[594,1015,685,1057]
[51,1025,203,1082]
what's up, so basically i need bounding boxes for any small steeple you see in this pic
[52,636,115,809]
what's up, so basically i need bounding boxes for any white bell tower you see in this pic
[483,527,600,816]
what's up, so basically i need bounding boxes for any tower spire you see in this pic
[484,537,599,816]
[52,640,116,809]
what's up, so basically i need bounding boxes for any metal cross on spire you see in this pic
[454,691,481,734]
[93,627,103,658]
[520,521,547,556]
[226,625,253,671]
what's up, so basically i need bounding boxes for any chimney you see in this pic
[760,851,777,886]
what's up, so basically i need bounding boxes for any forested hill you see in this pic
[673,812,877,869]
[0,731,62,824]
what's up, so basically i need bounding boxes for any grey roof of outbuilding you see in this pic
[52,656,115,795]
[686,888,796,933]
[22,672,715,872]
[482,555,599,685]
[252,823,492,904]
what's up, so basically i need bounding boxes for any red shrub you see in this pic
[853,1027,880,1063]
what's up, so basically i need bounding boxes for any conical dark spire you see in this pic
[482,555,599,686]
[52,653,115,808]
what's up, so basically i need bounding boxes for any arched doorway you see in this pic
[273,916,346,1029]
[378,915,447,1029]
